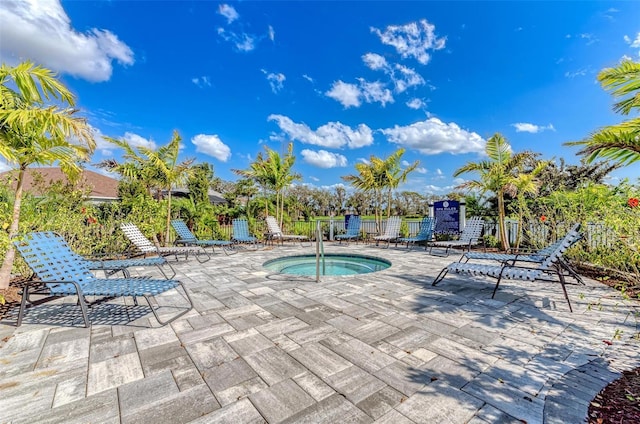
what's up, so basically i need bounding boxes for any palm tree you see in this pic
[100,131,193,244]
[0,61,94,290]
[454,133,538,251]
[567,59,640,166]
[342,148,418,231]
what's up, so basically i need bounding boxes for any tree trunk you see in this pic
[165,190,172,246]
[0,166,26,289]
[497,192,510,251]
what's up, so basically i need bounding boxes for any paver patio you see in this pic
[1,243,638,423]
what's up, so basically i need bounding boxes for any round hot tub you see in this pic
[263,253,391,276]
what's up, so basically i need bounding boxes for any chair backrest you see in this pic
[459,217,484,243]
[171,220,198,242]
[345,216,362,236]
[535,223,581,256]
[538,224,583,271]
[14,232,96,287]
[120,223,156,253]
[382,216,402,238]
[415,216,435,240]
[233,219,252,238]
[265,216,283,236]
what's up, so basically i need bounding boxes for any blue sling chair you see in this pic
[171,219,236,255]
[335,215,362,245]
[397,216,435,249]
[13,232,193,327]
[231,218,260,249]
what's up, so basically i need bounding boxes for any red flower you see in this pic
[628,198,639,208]
[87,217,97,224]
[81,207,86,214]
[540,215,547,222]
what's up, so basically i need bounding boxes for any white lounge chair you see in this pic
[432,224,583,312]
[120,222,210,262]
[429,216,484,256]
[372,216,402,248]
[265,216,311,246]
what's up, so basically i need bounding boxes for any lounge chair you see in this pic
[372,216,402,248]
[397,216,435,249]
[335,215,362,245]
[265,216,311,246]
[120,222,210,262]
[171,219,235,255]
[13,232,193,327]
[232,218,260,249]
[461,223,584,284]
[429,216,484,256]
[432,224,583,312]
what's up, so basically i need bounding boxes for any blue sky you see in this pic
[1,1,639,195]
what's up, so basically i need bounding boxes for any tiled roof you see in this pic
[0,167,119,200]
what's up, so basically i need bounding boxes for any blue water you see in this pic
[263,254,391,276]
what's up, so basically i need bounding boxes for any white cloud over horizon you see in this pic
[301,149,348,168]
[0,0,134,82]
[381,117,485,155]
[191,134,232,162]
[512,122,555,133]
[268,115,374,149]
[624,32,640,55]
[370,19,446,65]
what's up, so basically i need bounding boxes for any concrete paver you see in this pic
[1,243,639,423]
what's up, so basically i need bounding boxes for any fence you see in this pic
[211,217,618,249]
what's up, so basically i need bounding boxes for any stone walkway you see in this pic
[1,243,638,424]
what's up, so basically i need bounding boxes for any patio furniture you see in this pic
[335,215,362,245]
[13,232,193,327]
[372,216,402,248]
[461,223,584,284]
[171,219,235,255]
[432,224,583,312]
[265,216,311,246]
[120,222,210,262]
[397,216,435,249]
[231,218,260,249]
[428,216,484,256]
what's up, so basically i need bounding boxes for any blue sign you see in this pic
[434,200,460,234]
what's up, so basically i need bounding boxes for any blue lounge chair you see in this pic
[171,219,235,255]
[432,224,583,312]
[13,232,193,327]
[231,218,260,249]
[397,216,435,249]
[335,216,362,245]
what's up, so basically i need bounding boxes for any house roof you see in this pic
[0,167,119,200]
[170,188,228,205]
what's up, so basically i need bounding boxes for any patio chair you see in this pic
[397,216,435,249]
[432,224,583,312]
[372,216,402,248]
[265,216,311,246]
[428,216,484,256]
[461,223,584,284]
[13,232,193,327]
[335,215,362,245]
[231,218,260,249]
[120,222,210,263]
[171,219,235,255]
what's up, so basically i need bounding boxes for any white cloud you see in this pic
[217,27,256,52]
[268,25,275,42]
[192,76,212,87]
[512,122,555,133]
[218,4,239,23]
[381,117,485,155]
[357,157,370,164]
[358,79,394,106]
[362,53,389,71]
[88,125,114,154]
[0,0,134,82]
[564,68,588,78]
[406,98,425,109]
[123,132,156,150]
[268,115,374,149]
[191,134,231,162]
[0,160,12,172]
[261,70,286,93]
[325,80,362,108]
[392,64,425,93]
[624,32,640,50]
[370,19,446,65]
[309,176,320,182]
[302,74,314,83]
[301,149,348,168]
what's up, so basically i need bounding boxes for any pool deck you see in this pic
[1,243,639,424]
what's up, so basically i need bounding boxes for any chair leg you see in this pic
[491,273,505,299]
[143,281,194,326]
[157,261,176,279]
[17,285,30,327]
[432,268,449,286]
[556,266,573,312]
